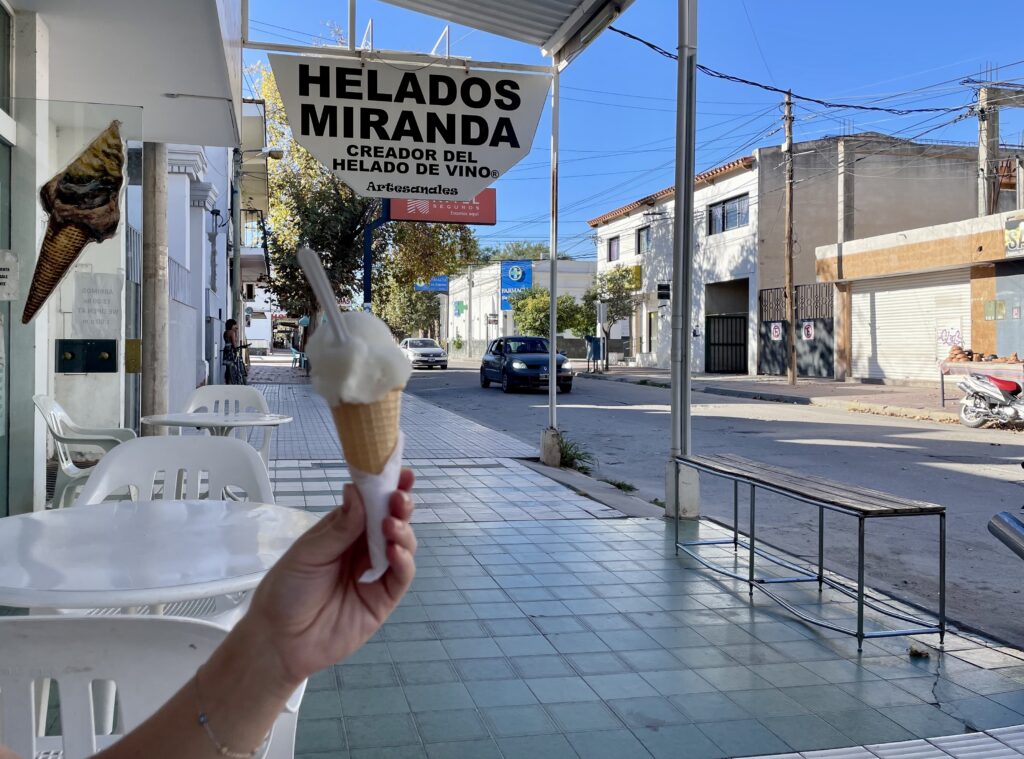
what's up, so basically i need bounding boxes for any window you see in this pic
[607,236,620,262]
[0,5,10,115]
[244,283,256,301]
[637,226,651,256]
[707,194,749,235]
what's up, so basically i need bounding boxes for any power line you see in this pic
[608,26,972,116]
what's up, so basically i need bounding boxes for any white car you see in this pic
[399,338,448,369]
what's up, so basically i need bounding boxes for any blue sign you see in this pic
[414,275,449,293]
[500,260,532,311]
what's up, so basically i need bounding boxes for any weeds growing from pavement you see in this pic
[602,478,637,493]
[558,435,595,475]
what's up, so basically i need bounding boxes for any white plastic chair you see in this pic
[0,615,305,759]
[72,436,274,505]
[184,385,275,465]
[33,395,136,507]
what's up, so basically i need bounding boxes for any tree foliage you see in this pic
[373,276,441,339]
[480,241,549,261]
[507,288,592,338]
[256,64,378,317]
[377,222,479,290]
[583,266,645,340]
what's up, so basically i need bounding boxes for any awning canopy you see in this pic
[379,0,633,59]
[19,0,242,146]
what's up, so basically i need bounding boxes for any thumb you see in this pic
[287,484,367,567]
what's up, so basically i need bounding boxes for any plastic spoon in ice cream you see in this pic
[297,247,349,344]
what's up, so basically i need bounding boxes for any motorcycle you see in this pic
[957,373,1024,428]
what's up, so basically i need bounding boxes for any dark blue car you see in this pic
[480,336,573,394]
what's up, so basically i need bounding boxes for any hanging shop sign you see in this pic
[500,260,532,311]
[391,188,497,225]
[268,55,551,201]
[1006,215,1024,257]
[414,276,449,293]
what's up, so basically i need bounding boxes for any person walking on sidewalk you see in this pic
[223,318,248,385]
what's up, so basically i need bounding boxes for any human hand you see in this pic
[236,469,417,691]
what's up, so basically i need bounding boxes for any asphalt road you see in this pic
[405,365,1024,647]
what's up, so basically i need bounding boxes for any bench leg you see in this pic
[857,516,865,651]
[939,512,947,644]
[733,481,739,552]
[818,505,825,592]
[748,484,756,596]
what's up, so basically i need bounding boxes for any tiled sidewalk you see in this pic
[252,374,1024,759]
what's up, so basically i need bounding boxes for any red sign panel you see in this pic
[390,188,496,225]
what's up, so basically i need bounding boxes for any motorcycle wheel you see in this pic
[958,402,988,428]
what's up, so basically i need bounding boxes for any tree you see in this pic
[373,276,441,339]
[583,266,645,368]
[255,64,378,318]
[481,241,549,261]
[507,288,590,338]
[377,222,480,290]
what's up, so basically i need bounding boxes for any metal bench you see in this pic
[676,453,946,649]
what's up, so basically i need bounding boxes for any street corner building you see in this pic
[586,132,1021,380]
[0,0,271,515]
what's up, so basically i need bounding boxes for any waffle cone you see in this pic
[21,224,90,324]
[331,388,403,474]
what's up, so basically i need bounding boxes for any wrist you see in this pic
[209,617,304,703]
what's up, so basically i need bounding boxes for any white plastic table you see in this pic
[0,500,319,610]
[141,411,293,437]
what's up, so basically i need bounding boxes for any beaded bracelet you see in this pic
[195,667,272,758]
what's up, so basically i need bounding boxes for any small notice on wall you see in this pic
[801,321,815,341]
[770,322,783,341]
[73,272,122,339]
[0,250,18,300]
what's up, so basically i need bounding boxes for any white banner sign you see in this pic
[0,250,18,300]
[73,272,122,338]
[268,54,551,201]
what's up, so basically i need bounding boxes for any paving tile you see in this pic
[308,667,340,692]
[482,704,559,737]
[496,635,559,657]
[990,689,1024,714]
[891,677,977,704]
[532,616,588,634]
[526,676,601,703]
[837,680,926,708]
[344,714,419,749]
[349,744,427,759]
[762,714,852,751]
[510,655,577,679]
[579,613,640,632]
[671,692,753,723]
[300,689,344,720]
[640,669,717,697]
[938,697,1024,730]
[495,734,581,759]
[396,661,459,686]
[726,688,810,718]
[453,657,517,682]
[801,659,883,684]
[606,696,690,728]
[583,673,659,700]
[431,620,487,639]
[296,718,346,753]
[633,724,726,759]
[340,664,401,690]
[817,709,915,745]
[944,668,1024,696]
[413,708,489,743]
[545,701,624,732]
[782,684,870,714]
[566,652,632,676]
[566,729,655,759]
[388,641,449,663]
[696,666,775,692]
[548,632,611,654]
[424,738,503,759]
[671,647,740,669]
[385,623,438,642]
[748,663,830,688]
[882,704,967,738]
[481,618,538,637]
[594,629,662,651]
[403,683,475,712]
[440,637,503,660]
[465,679,538,708]
[340,686,410,716]
[698,718,793,757]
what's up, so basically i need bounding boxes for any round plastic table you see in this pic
[141,411,293,437]
[0,500,319,609]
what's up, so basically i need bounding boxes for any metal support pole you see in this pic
[748,484,756,595]
[733,481,739,551]
[547,61,560,431]
[818,505,825,591]
[362,199,390,312]
[668,0,699,515]
[857,516,866,650]
[231,148,243,324]
[142,142,169,433]
[348,0,356,51]
[939,512,946,643]
[467,267,473,355]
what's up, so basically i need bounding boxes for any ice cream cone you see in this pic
[330,388,403,474]
[21,223,90,324]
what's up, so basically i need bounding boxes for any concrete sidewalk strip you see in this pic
[578,369,961,424]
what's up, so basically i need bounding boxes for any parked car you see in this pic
[400,337,448,369]
[480,336,573,394]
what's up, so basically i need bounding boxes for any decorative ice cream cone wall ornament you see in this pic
[21,120,125,324]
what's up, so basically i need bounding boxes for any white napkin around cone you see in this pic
[348,431,405,583]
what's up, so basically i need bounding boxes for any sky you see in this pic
[243,0,1024,262]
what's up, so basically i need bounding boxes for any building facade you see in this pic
[448,259,596,358]
[587,133,1015,376]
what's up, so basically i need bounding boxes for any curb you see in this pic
[517,459,665,519]
[578,371,959,424]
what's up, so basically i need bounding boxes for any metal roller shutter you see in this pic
[851,271,971,381]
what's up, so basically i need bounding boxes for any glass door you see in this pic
[0,140,11,515]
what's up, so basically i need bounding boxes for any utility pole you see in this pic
[466,266,474,356]
[976,85,1024,216]
[783,91,796,385]
[142,142,169,432]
